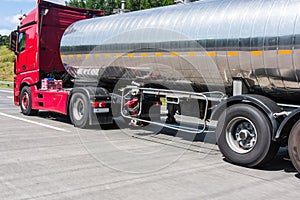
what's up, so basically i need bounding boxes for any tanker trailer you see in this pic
[60,0,300,171]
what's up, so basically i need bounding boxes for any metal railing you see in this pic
[120,86,225,134]
[0,81,13,87]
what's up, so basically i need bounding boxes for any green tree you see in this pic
[67,0,86,8]
[66,0,174,15]
[127,0,174,11]
[0,35,10,47]
[67,0,115,14]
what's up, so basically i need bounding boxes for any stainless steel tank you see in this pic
[60,0,300,104]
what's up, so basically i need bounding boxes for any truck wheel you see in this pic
[288,120,300,173]
[20,86,38,115]
[216,104,279,167]
[69,93,90,128]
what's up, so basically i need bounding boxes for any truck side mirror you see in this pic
[10,31,18,54]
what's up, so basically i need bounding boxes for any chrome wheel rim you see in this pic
[73,98,85,121]
[225,117,257,154]
[21,92,29,110]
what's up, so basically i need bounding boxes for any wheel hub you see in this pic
[21,93,29,109]
[236,130,249,140]
[73,99,85,121]
[236,129,256,149]
[226,117,257,154]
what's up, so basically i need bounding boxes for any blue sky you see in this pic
[0,0,67,35]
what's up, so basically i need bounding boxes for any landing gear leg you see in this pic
[166,104,180,124]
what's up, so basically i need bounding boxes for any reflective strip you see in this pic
[228,51,238,56]
[188,52,197,56]
[170,52,179,57]
[206,52,216,57]
[251,51,263,56]
[63,50,300,59]
[155,53,163,57]
[278,50,292,55]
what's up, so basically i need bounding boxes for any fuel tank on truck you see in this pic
[60,0,300,104]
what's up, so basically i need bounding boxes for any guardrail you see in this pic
[0,81,13,87]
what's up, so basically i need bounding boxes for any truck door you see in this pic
[15,30,36,74]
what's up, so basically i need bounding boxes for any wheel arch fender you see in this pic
[15,82,30,106]
[67,87,111,127]
[211,94,281,137]
[18,79,35,96]
[21,77,35,86]
[18,83,37,107]
[67,87,110,113]
[19,80,32,94]
[20,81,29,89]
[275,108,300,142]
[67,87,92,115]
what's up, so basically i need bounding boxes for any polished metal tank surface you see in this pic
[60,0,300,103]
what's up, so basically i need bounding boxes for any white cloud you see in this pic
[3,14,22,32]
[4,14,22,25]
[0,29,11,36]
[0,1,70,33]
[0,15,21,34]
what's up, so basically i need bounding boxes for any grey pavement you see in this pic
[0,88,299,200]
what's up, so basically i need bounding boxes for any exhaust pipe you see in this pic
[175,0,197,4]
[121,0,126,12]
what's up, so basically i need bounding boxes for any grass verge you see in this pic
[0,45,14,82]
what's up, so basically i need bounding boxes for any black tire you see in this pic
[20,86,38,116]
[288,120,300,173]
[69,93,90,128]
[216,104,279,167]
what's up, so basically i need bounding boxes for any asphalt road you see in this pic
[0,88,299,200]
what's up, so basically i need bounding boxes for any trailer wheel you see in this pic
[288,120,300,173]
[69,93,90,128]
[216,104,279,167]
[20,86,38,115]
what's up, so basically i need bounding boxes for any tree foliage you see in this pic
[66,0,175,15]
[0,35,10,47]
[126,0,174,11]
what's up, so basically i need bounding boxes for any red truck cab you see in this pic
[10,0,112,128]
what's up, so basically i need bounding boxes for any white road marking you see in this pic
[0,112,71,133]
[6,96,13,99]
